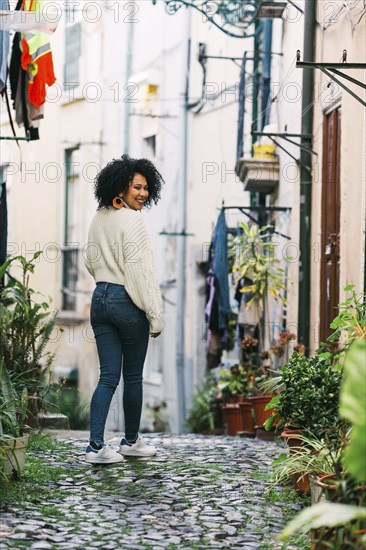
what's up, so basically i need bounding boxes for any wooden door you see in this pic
[320,108,341,343]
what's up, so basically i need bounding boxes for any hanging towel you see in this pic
[20,0,56,107]
[0,182,8,267]
[212,209,231,330]
[0,0,10,92]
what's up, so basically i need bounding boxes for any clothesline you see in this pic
[0,9,59,33]
[219,206,292,240]
[0,0,57,141]
[0,136,30,140]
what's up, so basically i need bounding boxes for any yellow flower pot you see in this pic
[253,144,276,159]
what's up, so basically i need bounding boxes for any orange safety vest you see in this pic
[20,0,56,107]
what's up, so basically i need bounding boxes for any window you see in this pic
[143,135,156,159]
[62,148,80,311]
[319,108,341,342]
[64,0,82,89]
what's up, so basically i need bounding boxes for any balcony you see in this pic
[236,147,280,195]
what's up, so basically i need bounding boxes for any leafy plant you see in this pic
[339,338,366,483]
[271,433,344,487]
[0,357,29,481]
[185,373,223,433]
[0,357,28,438]
[44,383,89,430]
[217,363,255,402]
[328,286,366,346]
[145,401,169,433]
[279,338,366,546]
[230,223,288,351]
[0,253,58,394]
[264,352,344,439]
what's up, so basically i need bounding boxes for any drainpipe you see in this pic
[297,0,316,351]
[236,51,248,164]
[364,214,366,294]
[261,20,272,130]
[176,9,191,433]
[251,20,262,151]
[123,19,134,154]
[250,21,263,211]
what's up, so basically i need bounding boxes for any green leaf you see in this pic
[265,395,279,410]
[339,338,366,482]
[264,415,276,431]
[340,340,366,424]
[279,503,366,540]
[344,284,355,292]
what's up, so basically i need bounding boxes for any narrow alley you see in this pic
[0,432,308,549]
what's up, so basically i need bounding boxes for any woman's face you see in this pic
[123,173,149,211]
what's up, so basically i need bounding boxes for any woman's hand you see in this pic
[150,332,161,338]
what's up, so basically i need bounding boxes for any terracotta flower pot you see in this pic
[225,395,246,404]
[25,395,42,428]
[238,401,255,437]
[280,427,303,453]
[3,434,30,478]
[222,404,242,436]
[293,472,310,495]
[248,395,274,428]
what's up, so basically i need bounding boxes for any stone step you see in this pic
[37,412,70,430]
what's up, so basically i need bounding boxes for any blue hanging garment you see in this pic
[0,0,10,92]
[0,182,8,267]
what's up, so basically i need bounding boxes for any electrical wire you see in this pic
[252,55,297,135]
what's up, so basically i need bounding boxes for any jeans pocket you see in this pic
[90,296,101,322]
[109,299,144,326]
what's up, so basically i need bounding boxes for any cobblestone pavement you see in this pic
[0,434,307,549]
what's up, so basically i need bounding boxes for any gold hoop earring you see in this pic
[112,194,124,210]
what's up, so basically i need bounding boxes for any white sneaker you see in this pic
[119,435,157,457]
[85,444,124,464]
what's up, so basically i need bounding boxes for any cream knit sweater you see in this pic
[84,206,164,333]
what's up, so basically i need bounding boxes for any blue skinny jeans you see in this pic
[89,282,150,445]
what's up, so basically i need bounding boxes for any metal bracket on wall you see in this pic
[221,205,292,240]
[296,60,366,108]
[0,136,30,141]
[251,131,316,173]
[159,230,195,237]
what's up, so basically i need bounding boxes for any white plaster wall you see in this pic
[311,2,366,352]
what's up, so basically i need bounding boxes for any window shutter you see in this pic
[64,23,81,86]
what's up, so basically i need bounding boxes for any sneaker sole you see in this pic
[85,456,124,464]
[119,448,156,458]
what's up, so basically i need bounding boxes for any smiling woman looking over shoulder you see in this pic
[84,155,164,464]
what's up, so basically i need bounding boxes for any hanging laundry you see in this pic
[9,28,41,140]
[0,7,58,34]
[204,209,232,369]
[0,0,10,92]
[0,182,8,268]
[20,0,56,108]
[209,209,231,330]
[235,276,259,328]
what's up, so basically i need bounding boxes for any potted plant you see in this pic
[271,432,345,497]
[229,223,290,428]
[0,357,29,478]
[327,285,366,347]
[185,373,224,434]
[230,223,288,356]
[0,253,58,425]
[264,351,344,442]
[217,363,256,436]
[279,338,366,548]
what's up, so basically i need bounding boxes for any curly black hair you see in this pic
[93,154,164,209]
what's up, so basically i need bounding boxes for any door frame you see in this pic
[319,105,342,344]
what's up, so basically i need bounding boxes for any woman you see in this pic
[84,155,164,464]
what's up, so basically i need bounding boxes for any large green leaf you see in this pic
[339,338,366,483]
[280,503,366,539]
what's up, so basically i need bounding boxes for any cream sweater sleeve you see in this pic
[122,213,164,333]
